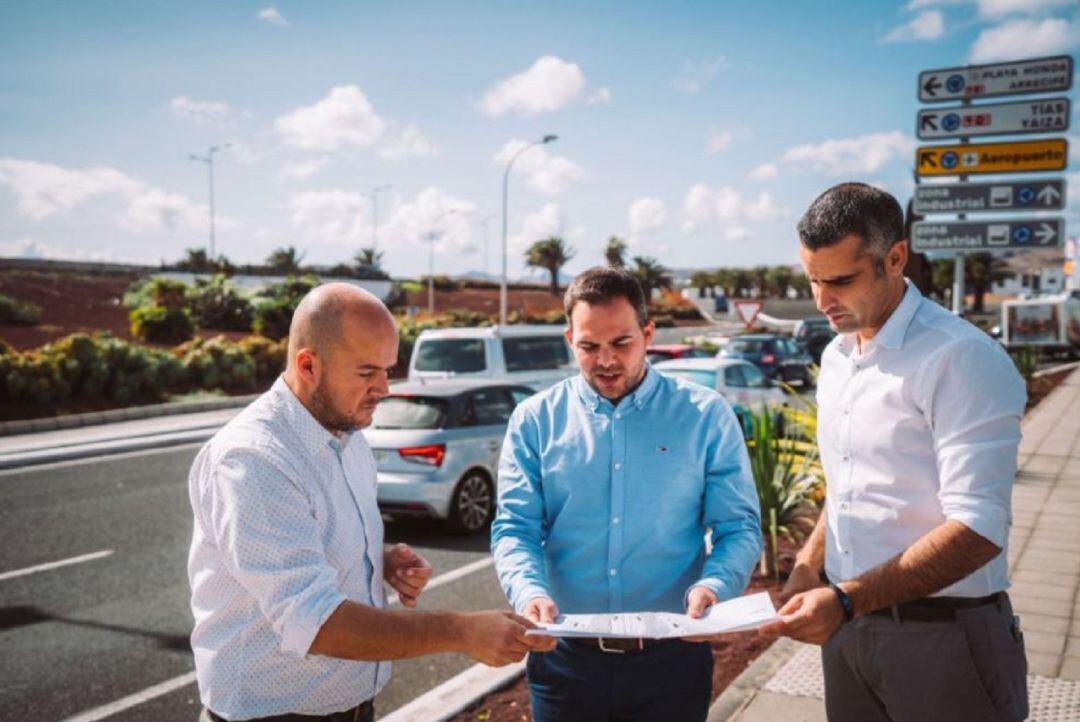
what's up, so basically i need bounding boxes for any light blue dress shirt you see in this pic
[491,367,762,615]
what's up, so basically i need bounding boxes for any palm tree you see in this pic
[690,270,715,298]
[604,236,628,267]
[966,253,1012,312]
[178,247,213,272]
[354,247,385,271]
[526,237,576,295]
[766,265,794,299]
[266,246,305,275]
[631,256,673,301]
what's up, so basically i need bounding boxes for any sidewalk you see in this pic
[711,369,1080,722]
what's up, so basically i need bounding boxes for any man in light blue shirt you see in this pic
[492,267,762,722]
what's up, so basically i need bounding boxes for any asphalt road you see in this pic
[0,445,509,721]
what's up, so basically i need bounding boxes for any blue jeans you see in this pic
[526,639,713,722]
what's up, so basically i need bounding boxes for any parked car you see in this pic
[646,344,714,365]
[408,325,576,390]
[653,358,787,410]
[792,316,836,364]
[719,333,815,387]
[365,380,535,534]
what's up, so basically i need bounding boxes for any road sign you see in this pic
[915,138,1068,177]
[912,219,1064,252]
[733,300,763,328]
[913,178,1066,213]
[916,97,1070,140]
[918,55,1073,103]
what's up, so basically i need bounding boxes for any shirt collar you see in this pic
[574,364,661,412]
[871,279,922,351]
[271,376,353,453]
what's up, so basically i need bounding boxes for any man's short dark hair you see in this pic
[564,266,648,327]
[797,182,905,259]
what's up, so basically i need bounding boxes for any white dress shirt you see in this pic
[188,377,390,719]
[817,280,1025,598]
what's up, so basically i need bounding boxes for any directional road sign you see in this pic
[913,179,1066,214]
[919,55,1073,103]
[916,138,1068,177]
[912,219,1064,252]
[917,97,1070,140]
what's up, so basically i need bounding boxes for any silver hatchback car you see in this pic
[364,380,535,534]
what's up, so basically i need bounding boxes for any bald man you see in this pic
[188,283,553,722]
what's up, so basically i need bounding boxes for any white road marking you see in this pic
[58,555,496,721]
[0,549,114,582]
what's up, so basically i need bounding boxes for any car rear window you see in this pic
[372,397,447,429]
[502,336,570,372]
[414,338,486,373]
[727,339,764,353]
[660,369,717,389]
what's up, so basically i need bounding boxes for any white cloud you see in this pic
[288,189,369,246]
[968,18,1079,63]
[682,183,788,234]
[725,227,751,242]
[0,157,209,233]
[882,10,945,42]
[509,202,565,255]
[480,56,587,117]
[494,140,587,196]
[706,130,733,155]
[257,7,289,26]
[382,187,478,255]
[170,96,234,126]
[977,0,1074,19]
[673,57,730,94]
[628,197,667,237]
[379,124,437,160]
[0,237,115,261]
[279,159,327,181]
[905,0,966,9]
[780,131,916,176]
[587,87,612,106]
[274,85,387,152]
[748,162,779,181]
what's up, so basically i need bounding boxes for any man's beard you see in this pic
[309,382,357,433]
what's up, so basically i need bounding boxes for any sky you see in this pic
[0,0,1077,280]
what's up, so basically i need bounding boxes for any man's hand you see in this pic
[778,563,824,605]
[383,543,433,608]
[458,611,557,666]
[681,586,721,642]
[522,596,559,625]
[758,586,844,646]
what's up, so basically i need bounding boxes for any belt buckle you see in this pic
[597,637,644,654]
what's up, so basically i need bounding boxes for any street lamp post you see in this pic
[188,143,231,260]
[367,184,391,256]
[501,134,558,326]
[480,213,497,277]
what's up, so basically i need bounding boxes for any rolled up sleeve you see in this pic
[490,407,553,612]
[205,449,346,657]
[928,339,1026,549]
[694,401,764,602]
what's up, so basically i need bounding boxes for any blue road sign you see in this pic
[946,74,965,94]
[1017,187,1036,205]
[1012,226,1032,244]
[941,151,959,170]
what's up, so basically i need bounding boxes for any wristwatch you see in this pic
[829,583,855,623]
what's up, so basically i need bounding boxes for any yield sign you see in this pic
[734,300,763,328]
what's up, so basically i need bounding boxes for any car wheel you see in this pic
[444,470,495,534]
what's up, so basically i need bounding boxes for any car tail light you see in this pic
[398,444,446,467]
[762,354,776,364]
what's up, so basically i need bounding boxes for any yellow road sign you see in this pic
[916,138,1068,177]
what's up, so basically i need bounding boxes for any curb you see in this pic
[0,427,223,470]
[0,394,257,437]
[379,661,525,722]
[706,638,801,722]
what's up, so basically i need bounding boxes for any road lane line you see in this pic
[0,549,114,582]
[58,554,496,721]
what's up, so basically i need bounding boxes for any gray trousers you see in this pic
[822,594,1027,722]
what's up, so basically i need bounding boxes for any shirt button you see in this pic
[615,413,622,420]
[612,517,621,525]
[840,502,849,511]
[609,569,617,576]
[614,463,623,470]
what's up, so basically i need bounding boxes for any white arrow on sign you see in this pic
[1036,222,1058,245]
[1037,185,1062,206]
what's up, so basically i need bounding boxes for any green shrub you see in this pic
[175,336,257,391]
[123,277,190,310]
[188,275,254,331]
[252,275,319,340]
[0,293,43,326]
[236,335,287,384]
[130,305,196,345]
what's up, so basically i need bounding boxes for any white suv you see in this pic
[407,325,577,391]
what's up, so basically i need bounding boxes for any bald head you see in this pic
[287,282,396,364]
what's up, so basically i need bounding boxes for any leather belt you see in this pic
[570,637,675,654]
[206,699,373,722]
[869,592,1003,623]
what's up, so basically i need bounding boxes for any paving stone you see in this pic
[1025,629,1067,655]
[1011,593,1073,618]
[1059,656,1080,681]
[1026,650,1060,677]
[1017,613,1071,636]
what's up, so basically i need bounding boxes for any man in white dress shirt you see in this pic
[188,283,553,722]
[761,183,1028,722]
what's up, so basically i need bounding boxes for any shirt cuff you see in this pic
[514,586,554,615]
[278,586,348,658]
[685,578,730,609]
[944,507,1009,549]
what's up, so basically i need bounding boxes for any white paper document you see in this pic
[525,592,778,639]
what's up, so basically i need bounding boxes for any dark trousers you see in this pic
[201,700,373,722]
[526,638,713,722]
[822,594,1027,722]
